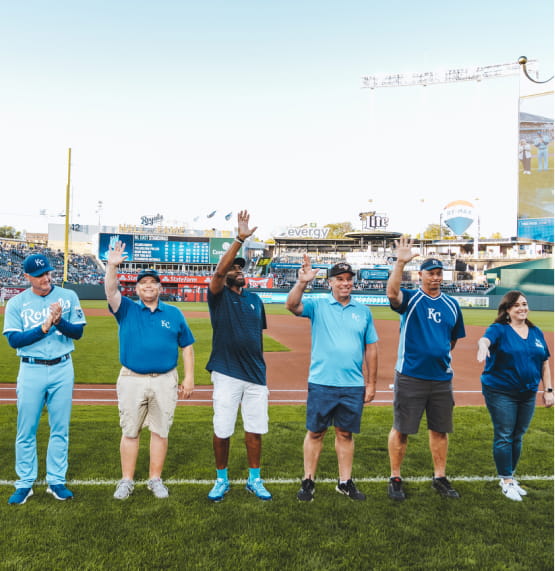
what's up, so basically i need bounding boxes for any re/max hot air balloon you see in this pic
[442,200,476,236]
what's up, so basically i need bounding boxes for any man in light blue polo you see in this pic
[105,242,195,500]
[286,255,378,502]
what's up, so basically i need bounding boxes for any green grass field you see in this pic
[1,303,552,385]
[0,405,552,570]
[0,302,553,569]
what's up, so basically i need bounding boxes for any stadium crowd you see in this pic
[0,243,104,287]
[0,243,490,296]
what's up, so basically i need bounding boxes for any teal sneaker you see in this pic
[246,478,272,501]
[208,478,230,502]
[8,488,33,505]
[46,484,74,501]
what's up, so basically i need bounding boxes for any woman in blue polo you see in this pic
[477,290,553,502]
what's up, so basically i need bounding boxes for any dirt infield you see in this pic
[1,309,553,407]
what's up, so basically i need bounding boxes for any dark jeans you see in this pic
[482,384,537,478]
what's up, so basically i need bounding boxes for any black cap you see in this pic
[232,257,246,269]
[136,268,161,283]
[420,258,443,271]
[330,262,355,277]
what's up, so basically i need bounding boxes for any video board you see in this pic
[98,233,210,263]
[517,93,554,242]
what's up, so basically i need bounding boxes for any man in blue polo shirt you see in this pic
[205,210,272,502]
[286,255,379,502]
[105,242,195,500]
[386,236,465,501]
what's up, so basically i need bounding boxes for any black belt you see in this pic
[21,354,71,366]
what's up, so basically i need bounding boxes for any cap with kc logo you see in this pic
[23,254,55,277]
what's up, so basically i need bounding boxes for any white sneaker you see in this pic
[147,478,169,499]
[500,480,522,502]
[114,479,134,500]
[511,479,528,496]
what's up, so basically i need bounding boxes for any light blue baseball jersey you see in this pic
[392,288,465,381]
[300,294,378,387]
[3,285,87,359]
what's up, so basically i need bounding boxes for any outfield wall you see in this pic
[62,284,554,311]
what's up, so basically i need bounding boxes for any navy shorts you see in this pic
[306,383,365,434]
[392,372,454,434]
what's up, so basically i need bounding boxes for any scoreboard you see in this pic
[98,233,210,263]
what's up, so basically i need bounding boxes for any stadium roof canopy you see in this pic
[273,231,402,254]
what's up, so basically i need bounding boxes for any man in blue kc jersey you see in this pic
[386,237,465,501]
[3,253,86,505]
[205,210,272,502]
[105,244,195,500]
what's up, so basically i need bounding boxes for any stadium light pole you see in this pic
[518,56,554,84]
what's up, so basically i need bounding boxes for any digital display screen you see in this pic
[98,233,210,263]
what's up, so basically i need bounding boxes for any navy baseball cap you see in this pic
[136,268,160,283]
[232,257,246,269]
[420,258,443,271]
[23,254,55,277]
[330,262,355,277]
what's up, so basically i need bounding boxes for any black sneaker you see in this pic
[297,478,315,502]
[432,476,460,498]
[388,476,406,501]
[336,479,366,501]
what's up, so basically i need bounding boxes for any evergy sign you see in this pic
[286,227,330,239]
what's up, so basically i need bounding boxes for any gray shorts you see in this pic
[392,372,454,435]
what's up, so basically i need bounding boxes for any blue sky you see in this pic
[1,0,553,240]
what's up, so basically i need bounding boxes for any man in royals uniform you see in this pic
[3,253,86,505]
[386,237,465,501]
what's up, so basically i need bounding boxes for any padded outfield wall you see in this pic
[62,284,553,311]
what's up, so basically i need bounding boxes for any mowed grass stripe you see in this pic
[1,475,553,486]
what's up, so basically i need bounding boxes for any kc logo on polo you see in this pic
[428,308,442,323]
[161,320,171,329]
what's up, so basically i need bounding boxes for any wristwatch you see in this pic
[546,388,553,393]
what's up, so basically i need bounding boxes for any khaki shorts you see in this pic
[117,367,178,438]
[211,371,269,438]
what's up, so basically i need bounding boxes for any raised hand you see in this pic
[298,254,319,283]
[394,236,418,265]
[107,241,128,266]
[237,210,258,241]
